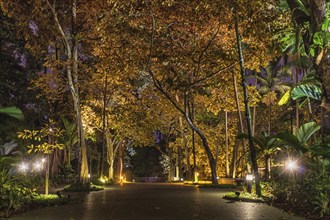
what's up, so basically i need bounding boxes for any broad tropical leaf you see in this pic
[291,83,322,101]
[278,89,291,106]
[0,141,19,156]
[0,107,24,120]
[274,132,307,153]
[294,122,321,144]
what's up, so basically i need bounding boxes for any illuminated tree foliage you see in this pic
[1,0,329,201]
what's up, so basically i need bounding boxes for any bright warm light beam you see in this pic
[286,159,298,170]
[19,163,28,172]
[34,162,42,170]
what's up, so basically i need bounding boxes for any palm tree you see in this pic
[238,132,279,180]
[253,133,279,180]
[275,122,321,155]
[257,62,291,135]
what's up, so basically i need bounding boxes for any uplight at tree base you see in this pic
[286,159,298,170]
[246,174,254,181]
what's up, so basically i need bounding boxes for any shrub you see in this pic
[0,170,35,218]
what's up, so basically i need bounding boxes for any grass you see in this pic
[183,181,237,189]
[29,194,70,206]
[1,193,72,218]
[223,191,267,203]
[196,184,236,189]
[63,182,104,192]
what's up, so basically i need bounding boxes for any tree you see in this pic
[2,0,93,185]
[286,0,330,133]
[17,119,64,195]
[258,62,291,135]
[234,10,261,197]
[239,132,279,180]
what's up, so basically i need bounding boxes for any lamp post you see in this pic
[45,155,50,195]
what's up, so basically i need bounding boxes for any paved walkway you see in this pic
[9,183,304,220]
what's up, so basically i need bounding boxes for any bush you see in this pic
[0,170,35,218]
[269,180,316,215]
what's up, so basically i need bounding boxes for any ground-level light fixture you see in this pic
[33,162,42,171]
[246,174,254,181]
[19,162,28,172]
[286,159,298,171]
[246,173,254,193]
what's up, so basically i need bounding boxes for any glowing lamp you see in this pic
[34,162,42,170]
[246,174,254,181]
[19,163,28,172]
[286,159,298,170]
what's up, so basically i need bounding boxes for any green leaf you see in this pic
[313,32,323,45]
[321,18,330,31]
[291,83,322,101]
[0,107,24,120]
[295,0,310,16]
[309,47,315,57]
[295,122,320,144]
[278,89,291,106]
[274,132,307,153]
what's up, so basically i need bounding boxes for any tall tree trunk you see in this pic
[252,72,258,136]
[100,72,108,178]
[175,147,180,180]
[47,0,89,185]
[231,139,239,178]
[184,94,218,184]
[225,110,230,177]
[215,136,221,176]
[107,133,120,181]
[116,140,124,182]
[232,72,249,172]
[268,105,271,135]
[190,98,197,181]
[176,94,191,180]
[234,14,261,197]
[185,143,191,180]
